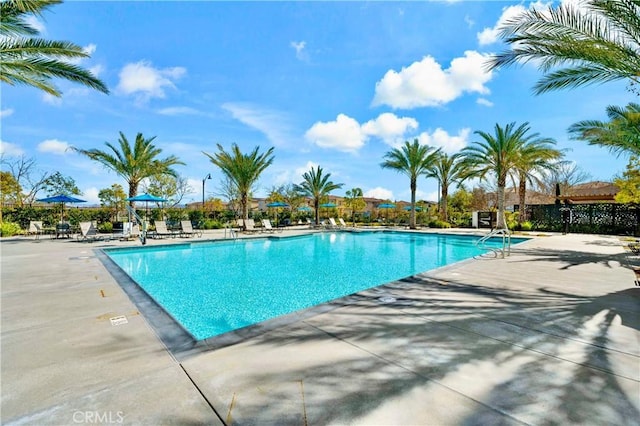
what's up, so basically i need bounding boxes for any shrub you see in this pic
[97,222,113,233]
[0,221,23,237]
[428,220,451,228]
[202,219,224,229]
[520,221,533,231]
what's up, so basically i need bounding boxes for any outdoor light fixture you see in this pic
[202,173,212,209]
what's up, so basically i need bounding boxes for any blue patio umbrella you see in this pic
[266,201,288,226]
[378,203,396,222]
[126,193,167,217]
[297,206,312,212]
[319,202,337,220]
[404,205,422,211]
[37,194,86,221]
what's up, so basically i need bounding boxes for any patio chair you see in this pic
[261,219,276,233]
[179,220,201,238]
[338,218,350,228]
[327,218,339,229]
[77,221,104,242]
[150,221,178,239]
[243,218,260,233]
[27,221,44,239]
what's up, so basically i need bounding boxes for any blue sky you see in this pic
[0,0,633,205]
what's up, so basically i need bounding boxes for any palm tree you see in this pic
[72,132,183,205]
[344,187,365,226]
[487,0,640,94]
[0,0,109,97]
[294,166,343,226]
[425,152,469,223]
[380,139,440,229]
[461,122,539,230]
[568,102,640,157]
[514,138,563,224]
[204,144,275,224]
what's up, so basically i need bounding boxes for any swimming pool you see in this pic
[105,232,525,340]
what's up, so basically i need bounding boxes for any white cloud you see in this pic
[88,64,104,77]
[81,187,100,205]
[116,61,186,102]
[0,140,24,156]
[157,106,201,116]
[305,114,367,153]
[372,51,493,109]
[464,14,475,28]
[38,139,71,155]
[25,15,45,34]
[290,41,309,61]
[222,103,292,147]
[364,187,394,200]
[477,98,494,107]
[477,1,552,46]
[42,93,62,106]
[362,113,418,147]
[417,128,470,154]
[296,161,320,178]
[0,108,14,118]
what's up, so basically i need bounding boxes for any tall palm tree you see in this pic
[204,143,275,223]
[487,0,640,94]
[381,139,440,229]
[461,122,538,230]
[294,166,343,225]
[0,0,109,97]
[425,152,469,223]
[344,187,365,226]
[72,132,183,205]
[568,102,640,157]
[514,137,563,224]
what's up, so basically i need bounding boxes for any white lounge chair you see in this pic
[328,218,339,229]
[338,218,349,228]
[261,219,276,233]
[179,220,200,238]
[27,221,44,239]
[243,218,260,233]
[151,221,178,239]
[77,221,104,242]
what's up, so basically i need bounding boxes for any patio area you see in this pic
[1,230,638,425]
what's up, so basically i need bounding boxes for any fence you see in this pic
[526,203,639,236]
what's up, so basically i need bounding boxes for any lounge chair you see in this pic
[338,218,349,228]
[628,242,640,254]
[179,220,200,238]
[27,221,44,239]
[150,221,178,239]
[77,221,104,242]
[261,219,276,233]
[243,218,260,233]
[327,218,339,229]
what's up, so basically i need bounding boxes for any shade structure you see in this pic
[37,194,86,221]
[297,206,312,212]
[378,203,396,223]
[126,193,167,218]
[404,205,422,211]
[266,201,288,226]
[266,201,288,208]
[320,202,336,208]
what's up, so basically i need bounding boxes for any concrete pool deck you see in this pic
[1,229,639,425]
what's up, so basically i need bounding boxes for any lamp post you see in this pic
[202,173,211,210]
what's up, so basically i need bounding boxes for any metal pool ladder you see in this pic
[224,222,237,240]
[475,228,511,258]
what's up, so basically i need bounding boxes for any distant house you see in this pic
[557,181,619,204]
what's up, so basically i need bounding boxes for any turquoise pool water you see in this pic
[105,232,525,340]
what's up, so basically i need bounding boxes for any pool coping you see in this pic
[97,230,532,361]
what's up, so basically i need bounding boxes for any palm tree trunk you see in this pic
[441,184,449,222]
[518,172,527,224]
[497,178,508,230]
[128,181,137,208]
[314,198,320,225]
[409,177,417,229]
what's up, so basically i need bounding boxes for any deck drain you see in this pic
[378,296,397,304]
[110,316,128,326]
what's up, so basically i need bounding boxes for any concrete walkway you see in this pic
[1,230,638,425]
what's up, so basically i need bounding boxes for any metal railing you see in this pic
[224,222,237,240]
[125,205,147,245]
[475,228,511,258]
